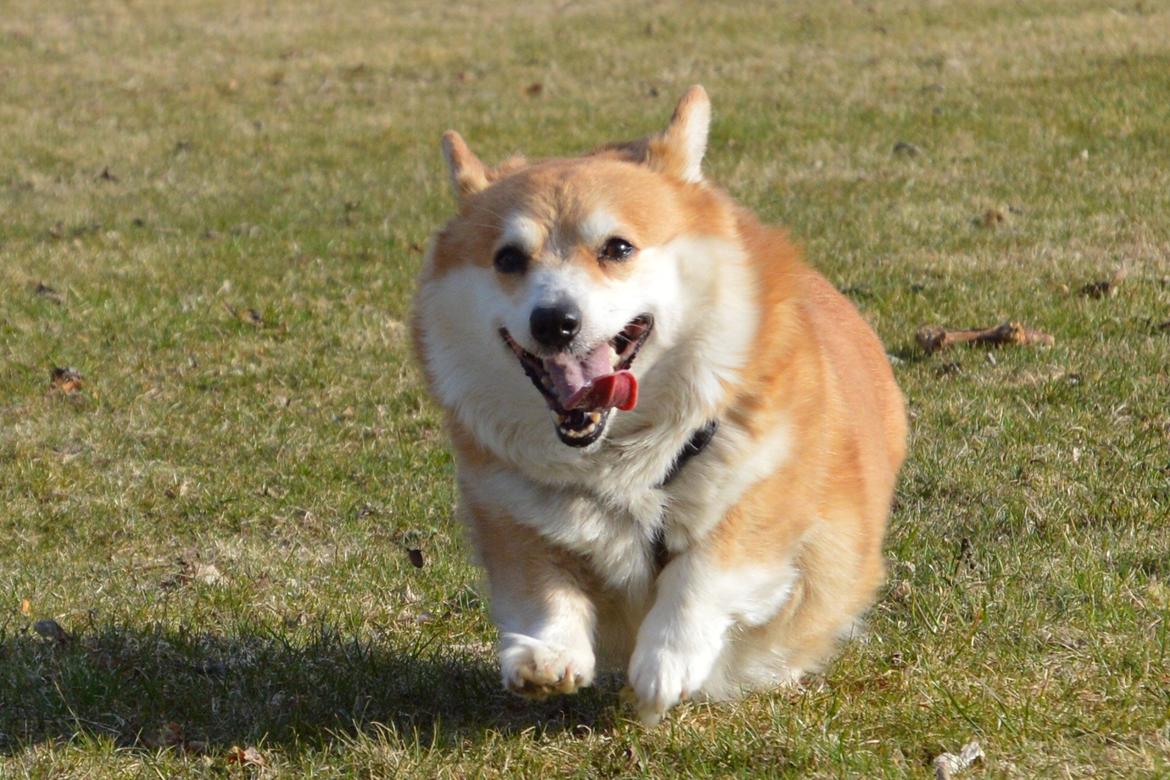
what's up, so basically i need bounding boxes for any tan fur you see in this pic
[423,158,733,283]
[697,208,905,675]
[414,86,907,721]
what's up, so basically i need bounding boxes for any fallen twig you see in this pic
[916,322,1054,355]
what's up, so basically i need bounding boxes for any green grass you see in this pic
[2,0,1169,776]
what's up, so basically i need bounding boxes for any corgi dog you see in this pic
[412,86,906,724]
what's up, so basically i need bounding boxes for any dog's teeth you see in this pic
[554,408,605,440]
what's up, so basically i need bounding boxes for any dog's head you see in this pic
[416,86,742,456]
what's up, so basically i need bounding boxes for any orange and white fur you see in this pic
[412,86,907,724]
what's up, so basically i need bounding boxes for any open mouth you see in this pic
[500,314,654,447]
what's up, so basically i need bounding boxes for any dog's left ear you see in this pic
[647,85,710,183]
[441,130,489,202]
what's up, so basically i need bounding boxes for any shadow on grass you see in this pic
[0,624,619,756]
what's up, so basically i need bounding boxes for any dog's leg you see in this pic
[467,505,597,699]
[628,549,795,723]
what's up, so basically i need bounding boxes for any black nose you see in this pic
[530,302,581,350]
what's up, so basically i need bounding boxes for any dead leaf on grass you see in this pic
[161,558,227,589]
[222,302,266,326]
[933,740,984,779]
[21,599,31,617]
[525,82,544,97]
[164,479,192,499]
[975,208,1005,228]
[225,745,266,768]
[193,563,225,586]
[1079,267,1128,299]
[407,548,425,568]
[935,361,961,377]
[49,366,84,394]
[257,483,288,499]
[33,282,64,304]
[33,618,70,643]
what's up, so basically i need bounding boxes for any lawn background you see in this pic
[1,0,1168,776]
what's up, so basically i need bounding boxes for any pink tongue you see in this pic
[567,371,638,412]
[543,344,639,412]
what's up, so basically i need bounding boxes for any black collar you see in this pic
[652,419,719,571]
[657,419,719,489]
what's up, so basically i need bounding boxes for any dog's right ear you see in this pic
[441,131,488,201]
[595,86,711,184]
[650,85,711,183]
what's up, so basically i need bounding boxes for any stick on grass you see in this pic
[916,322,1055,355]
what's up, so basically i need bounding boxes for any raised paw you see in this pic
[499,633,595,699]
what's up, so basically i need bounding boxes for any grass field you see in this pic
[2,0,1169,776]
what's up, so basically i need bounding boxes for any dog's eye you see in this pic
[493,245,528,274]
[599,237,636,262]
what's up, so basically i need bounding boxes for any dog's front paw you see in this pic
[627,634,721,725]
[499,633,595,699]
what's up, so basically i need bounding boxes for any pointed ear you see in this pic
[647,85,710,183]
[440,130,488,201]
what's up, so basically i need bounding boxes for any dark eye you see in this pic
[493,245,528,274]
[599,237,636,262]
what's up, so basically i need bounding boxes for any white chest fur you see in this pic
[461,465,666,594]
[459,411,793,596]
